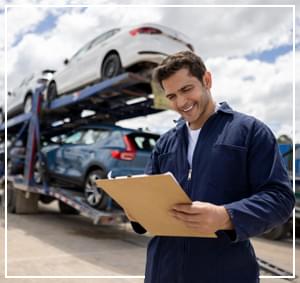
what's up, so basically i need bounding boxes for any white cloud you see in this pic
[6,5,162,89]
[120,51,294,139]
[160,6,293,59]
[207,52,293,136]
[0,3,299,143]
[6,6,49,47]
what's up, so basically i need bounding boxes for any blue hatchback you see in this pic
[40,124,159,209]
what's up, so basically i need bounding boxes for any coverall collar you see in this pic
[175,101,234,131]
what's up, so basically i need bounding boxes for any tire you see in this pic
[47,81,58,103]
[101,53,122,79]
[0,110,3,124]
[84,169,109,210]
[33,158,43,184]
[262,223,290,240]
[23,95,32,114]
[39,195,55,204]
[7,183,16,213]
[58,200,79,214]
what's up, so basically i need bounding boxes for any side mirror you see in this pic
[7,91,12,96]
[63,58,69,65]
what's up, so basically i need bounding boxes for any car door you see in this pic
[8,74,35,115]
[52,130,85,179]
[71,29,120,86]
[54,128,101,183]
[7,78,24,115]
[54,41,92,94]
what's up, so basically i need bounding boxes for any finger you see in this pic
[172,211,204,224]
[173,203,206,214]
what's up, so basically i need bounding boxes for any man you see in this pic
[129,51,295,283]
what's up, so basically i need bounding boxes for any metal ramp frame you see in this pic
[0,72,162,218]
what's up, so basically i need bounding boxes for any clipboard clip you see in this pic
[107,171,114,180]
[107,170,132,180]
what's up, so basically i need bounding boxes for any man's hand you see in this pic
[171,201,233,234]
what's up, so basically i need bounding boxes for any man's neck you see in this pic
[188,100,216,130]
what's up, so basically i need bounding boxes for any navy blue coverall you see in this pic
[132,102,295,283]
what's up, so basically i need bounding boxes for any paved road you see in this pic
[0,201,299,282]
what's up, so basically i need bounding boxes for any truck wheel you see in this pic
[101,53,122,79]
[39,195,55,204]
[33,159,43,184]
[7,183,16,213]
[262,223,290,240]
[84,169,109,210]
[58,200,79,214]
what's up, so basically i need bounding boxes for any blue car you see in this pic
[40,124,159,209]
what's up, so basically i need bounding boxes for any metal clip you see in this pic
[188,169,192,181]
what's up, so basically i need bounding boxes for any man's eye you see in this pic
[167,95,175,101]
[183,86,192,92]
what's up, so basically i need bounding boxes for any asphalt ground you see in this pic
[0,201,299,283]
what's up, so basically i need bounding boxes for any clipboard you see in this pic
[96,172,216,238]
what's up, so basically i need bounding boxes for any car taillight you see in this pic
[111,135,136,161]
[129,27,162,36]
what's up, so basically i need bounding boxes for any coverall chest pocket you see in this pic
[208,144,248,188]
[158,152,177,176]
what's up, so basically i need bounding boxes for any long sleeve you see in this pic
[224,120,295,242]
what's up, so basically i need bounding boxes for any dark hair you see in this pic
[153,51,207,89]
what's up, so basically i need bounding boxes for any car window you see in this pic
[89,28,120,49]
[26,74,34,84]
[18,78,26,88]
[70,41,93,61]
[64,131,84,144]
[18,74,34,88]
[98,130,123,146]
[129,134,159,151]
[81,129,108,145]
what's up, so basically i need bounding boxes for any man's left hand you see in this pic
[171,201,233,234]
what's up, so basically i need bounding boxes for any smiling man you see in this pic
[130,51,295,283]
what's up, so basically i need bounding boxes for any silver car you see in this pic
[47,23,194,101]
[7,70,55,119]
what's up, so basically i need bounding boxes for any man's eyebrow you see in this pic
[180,84,193,91]
[165,92,175,98]
[165,83,194,97]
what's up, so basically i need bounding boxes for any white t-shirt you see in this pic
[187,127,201,167]
[187,103,220,167]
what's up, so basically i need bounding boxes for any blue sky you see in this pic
[1,5,298,140]
[246,44,293,63]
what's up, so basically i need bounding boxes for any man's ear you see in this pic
[203,71,212,89]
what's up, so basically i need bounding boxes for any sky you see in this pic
[0,0,299,141]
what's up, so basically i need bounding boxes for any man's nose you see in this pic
[176,95,188,109]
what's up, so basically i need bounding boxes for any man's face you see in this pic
[162,68,213,129]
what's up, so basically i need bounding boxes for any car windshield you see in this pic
[70,28,120,61]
